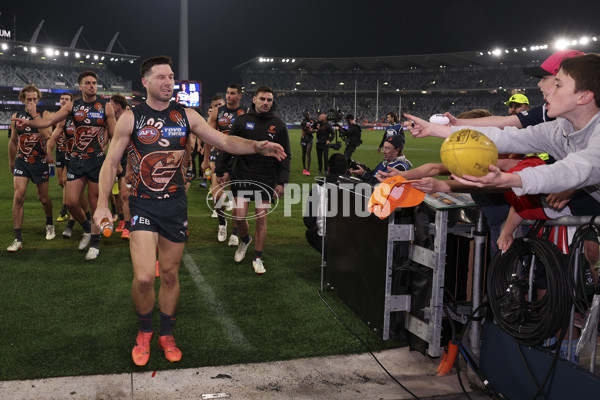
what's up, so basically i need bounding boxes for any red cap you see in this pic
[522,49,585,78]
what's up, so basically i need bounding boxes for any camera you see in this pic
[348,159,369,171]
[326,108,345,124]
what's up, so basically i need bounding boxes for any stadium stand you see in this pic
[234,46,599,123]
[0,36,137,129]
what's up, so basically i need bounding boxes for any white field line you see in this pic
[182,250,253,352]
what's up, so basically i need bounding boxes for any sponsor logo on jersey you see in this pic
[162,126,186,138]
[137,126,160,144]
[246,122,255,130]
[268,125,277,134]
[87,112,104,120]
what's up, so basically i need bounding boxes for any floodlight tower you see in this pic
[179,0,189,79]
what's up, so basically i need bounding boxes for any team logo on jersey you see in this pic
[162,126,186,138]
[268,125,276,134]
[237,109,245,116]
[74,126,100,151]
[74,110,87,122]
[137,126,160,144]
[139,151,183,192]
[246,122,255,130]
[94,102,103,111]
[18,133,40,155]
[169,110,184,125]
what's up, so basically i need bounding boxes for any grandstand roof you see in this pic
[233,43,600,72]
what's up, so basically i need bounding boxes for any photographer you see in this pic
[341,114,362,159]
[350,135,412,185]
[315,113,335,175]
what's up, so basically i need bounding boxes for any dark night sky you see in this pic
[2,0,599,97]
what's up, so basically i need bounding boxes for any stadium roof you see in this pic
[234,41,600,72]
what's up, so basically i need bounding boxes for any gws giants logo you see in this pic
[140,151,184,192]
[18,133,41,155]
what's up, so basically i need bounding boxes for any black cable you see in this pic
[317,290,420,400]
[487,237,572,347]
[317,291,419,400]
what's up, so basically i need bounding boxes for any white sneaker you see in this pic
[252,258,266,274]
[211,210,218,218]
[46,224,56,240]
[217,223,227,242]
[85,247,99,261]
[62,227,72,239]
[78,232,92,251]
[228,234,239,247]
[234,236,252,262]
[7,239,22,252]
[226,200,233,211]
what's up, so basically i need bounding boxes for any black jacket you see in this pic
[215,105,291,188]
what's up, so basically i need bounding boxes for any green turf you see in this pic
[0,128,442,380]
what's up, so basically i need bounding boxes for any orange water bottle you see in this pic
[100,218,113,237]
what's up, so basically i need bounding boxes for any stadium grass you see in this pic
[0,128,443,380]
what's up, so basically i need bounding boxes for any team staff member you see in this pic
[505,93,529,115]
[7,85,55,252]
[216,86,291,275]
[314,113,334,176]
[93,56,286,366]
[379,112,404,151]
[14,71,117,261]
[206,84,245,246]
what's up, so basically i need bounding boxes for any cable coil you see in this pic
[487,237,573,347]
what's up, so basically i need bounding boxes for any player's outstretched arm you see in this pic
[445,112,522,129]
[11,102,71,130]
[186,109,287,160]
[94,110,134,226]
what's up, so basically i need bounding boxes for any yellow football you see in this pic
[440,129,498,177]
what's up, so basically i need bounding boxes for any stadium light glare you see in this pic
[555,39,569,50]
[580,37,589,45]
[44,48,53,56]
[593,37,597,41]
[291,59,295,62]
[513,48,518,52]
[295,82,301,85]
[75,52,80,58]
[1,43,7,50]
[93,55,98,60]
[31,47,37,54]
[396,89,400,92]
[24,46,28,51]
[86,54,90,59]
[492,49,501,56]
[339,82,344,86]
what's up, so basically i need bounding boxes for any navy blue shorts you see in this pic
[67,156,104,182]
[13,157,49,184]
[129,194,188,243]
[55,151,66,169]
[231,180,274,203]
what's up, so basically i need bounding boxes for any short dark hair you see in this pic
[211,94,224,102]
[254,86,273,96]
[140,55,172,78]
[560,54,600,108]
[328,153,348,175]
[60,92,74,101]
[387,112,399,122]
[227,83,243,95]
[78,71,97,84]
[110,94,128,109]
